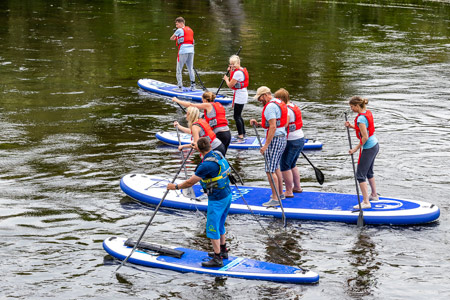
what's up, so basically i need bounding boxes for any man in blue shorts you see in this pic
[250,86,289,207]
[167,137,232,267]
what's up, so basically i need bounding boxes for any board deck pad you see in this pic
[103,236,319,283]
[120,174,440,225]
[155,131,323,150]
[138,78,233,105]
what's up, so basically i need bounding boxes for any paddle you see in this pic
[215,46,243,96]
[176,126,196,198]
[175,101,187,114]
[193,67,208,91]
[115,147,195,272]
[300,152,324,185]
[345,112,364,227]
[252,124,287,227]
[229,163,244,185]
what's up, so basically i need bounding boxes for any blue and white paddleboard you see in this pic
[155,131,323,151]
[120,174,440,225]
[103,236,319,283]
[138,79,233,105]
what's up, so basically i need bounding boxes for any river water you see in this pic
[1,0,449,299]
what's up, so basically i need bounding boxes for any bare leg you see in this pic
[359,181,370,205]
[220,234,226,246]
[211,238,220,254]
[266,172,280,199]
[368,177,377,197]
[275,168,284,197]
[282,169,293,196]
[292,166,302,191]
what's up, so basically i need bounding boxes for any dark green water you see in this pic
[1,0,449,299]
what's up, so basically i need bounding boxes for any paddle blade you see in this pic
[182,187,196,199]
[357,210,365,227]
[314,167,325,185]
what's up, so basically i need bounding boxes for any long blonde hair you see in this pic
[186,106,200,129]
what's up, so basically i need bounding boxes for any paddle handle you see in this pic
[215,46,243,96]
[116,147,195,272]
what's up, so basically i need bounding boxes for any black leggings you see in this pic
[233,103,246,136]
[213,143,226,157]
[216,130,231,155]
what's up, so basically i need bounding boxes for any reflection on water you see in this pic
[1,0,449,299]
[346,230,379,298]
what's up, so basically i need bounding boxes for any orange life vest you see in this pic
[354,110,375,143]
[287,103,303,132]
[204,102,228,130]
[261,98,288,130]
[193,118,217,142]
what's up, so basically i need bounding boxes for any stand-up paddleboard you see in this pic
[138,79,233,105]
[155,131,323,151]
[120,174,440,225]
[103,236,319,283]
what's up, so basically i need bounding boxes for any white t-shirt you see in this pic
[231,70,248,105]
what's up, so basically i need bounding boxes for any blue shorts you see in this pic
[280,137,305,171]
[206,194,232,240]
[264,136,287,173]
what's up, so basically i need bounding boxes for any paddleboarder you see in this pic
[345,96,380,209]
[167,137,232,267]
[250,86,289,207]
[170,17,196,91]
[223,55,248,143]
[174,106,226,156]
[275,88,305,197]
[173,91,232,154]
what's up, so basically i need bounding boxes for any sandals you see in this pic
[293,188,303,193]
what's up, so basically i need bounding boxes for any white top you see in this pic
[231,70,248,105]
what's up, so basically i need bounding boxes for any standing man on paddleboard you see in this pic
[167,137,233,267]
[170,17,196,92]
[250,86,289,207]
[223,55,249,143]
[345,96,379,209]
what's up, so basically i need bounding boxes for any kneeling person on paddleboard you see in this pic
[167,137,233,267]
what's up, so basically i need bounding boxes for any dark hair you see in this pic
[274,88,290,104]
[202,91,216,103]
[175,17,185,24]
[349,96,369,109]
[197,137,211,152]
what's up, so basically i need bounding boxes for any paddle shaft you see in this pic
[176,102,187,114]
[345,112,364,227]
[215,46,242,96]
[115,147,194,272]
[252,124,287,227]
[193,67,208,91]
[176,126,189,179]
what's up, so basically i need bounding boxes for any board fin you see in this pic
[124,238,184,258]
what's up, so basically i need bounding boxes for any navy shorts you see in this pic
[280,137,305,171]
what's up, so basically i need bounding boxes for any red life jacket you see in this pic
[354,110,375,143]
[261,98,288,130]
[287,103,303,132]
[204,102,228,130]
[176,26,194,47]
[193,118,217,142]
[230,67,249,90]
[175,26,194,61]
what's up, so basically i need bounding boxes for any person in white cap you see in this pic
[250,86,289,207]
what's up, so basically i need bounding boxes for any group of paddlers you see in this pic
[168,16,379,268]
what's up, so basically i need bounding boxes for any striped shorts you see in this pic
[264,136,287,173]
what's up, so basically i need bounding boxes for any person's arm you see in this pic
[250,119,262,127]
[174,121,191,134]
[167,175,201,190]
[349,122,368,154]
[345,121,355,129]
[191,125,200,143]
[173,97,212,111]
